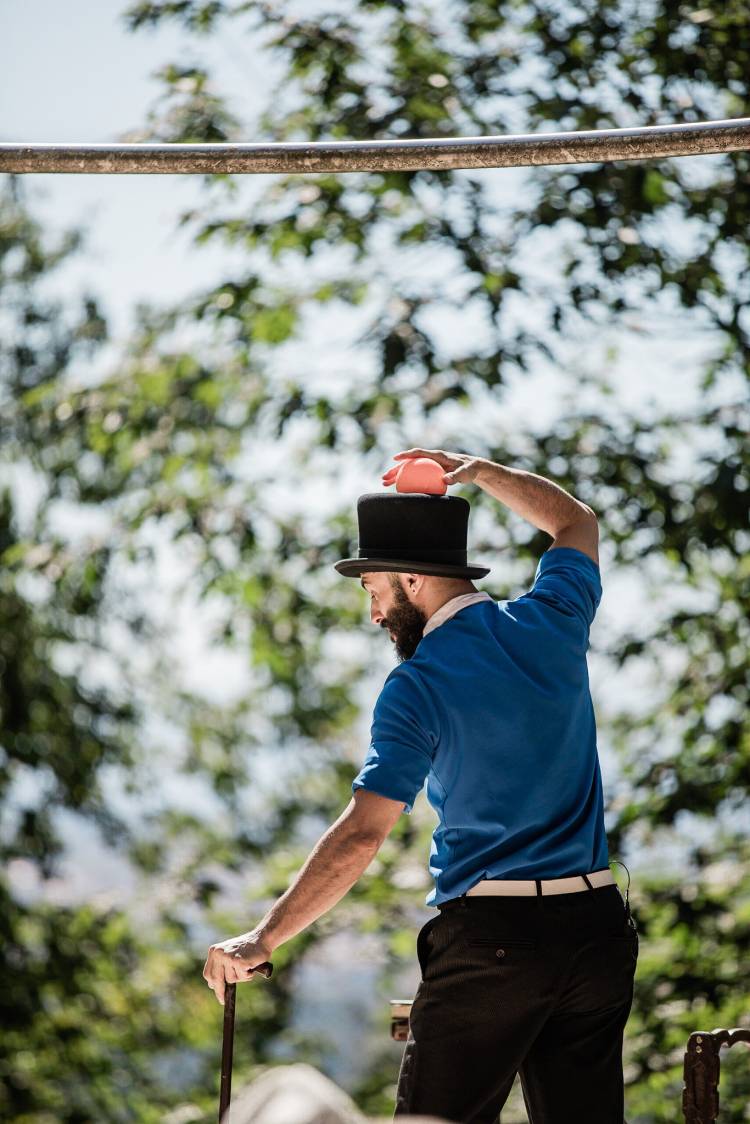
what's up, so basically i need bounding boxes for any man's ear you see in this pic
[404,572,421,592]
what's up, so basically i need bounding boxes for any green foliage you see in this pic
[3,1,750,1120]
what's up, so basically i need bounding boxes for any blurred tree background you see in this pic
[2,1,749,1121]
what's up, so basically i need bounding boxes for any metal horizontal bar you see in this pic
[2,118,749,175]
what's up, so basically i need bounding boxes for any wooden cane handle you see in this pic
[251,960,273,978]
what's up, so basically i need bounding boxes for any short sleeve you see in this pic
[525,546,602,636]
[351,668,438,814]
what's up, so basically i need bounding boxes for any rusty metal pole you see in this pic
[1,117,749,175]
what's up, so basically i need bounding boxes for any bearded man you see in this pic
[203,448,638,1124]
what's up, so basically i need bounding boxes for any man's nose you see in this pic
[371,606,384,625]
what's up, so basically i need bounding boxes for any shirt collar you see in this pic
[422,591,494,637]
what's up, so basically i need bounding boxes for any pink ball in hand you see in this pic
[382,457,447,495]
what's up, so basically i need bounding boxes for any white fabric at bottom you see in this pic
[422,590,494,637]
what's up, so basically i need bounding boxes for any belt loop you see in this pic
[581,871,602,911]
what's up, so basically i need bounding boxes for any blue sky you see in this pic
[2,0,282,342]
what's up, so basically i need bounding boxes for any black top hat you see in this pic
[334,492,491,580]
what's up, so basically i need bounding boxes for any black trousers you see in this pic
[394,879,638,1123]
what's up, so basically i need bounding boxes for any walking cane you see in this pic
[219,960,274,1123]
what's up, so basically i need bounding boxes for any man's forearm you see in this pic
[255,821,380,952]
[474,460,594,536]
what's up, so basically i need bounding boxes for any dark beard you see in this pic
[383,576,429,662]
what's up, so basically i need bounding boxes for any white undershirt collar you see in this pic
[422,590,494,637]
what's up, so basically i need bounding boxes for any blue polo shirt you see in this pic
[351,546,609,906]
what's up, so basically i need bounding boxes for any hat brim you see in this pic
[334,557,491,579]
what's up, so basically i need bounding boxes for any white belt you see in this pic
[466,868,615,897]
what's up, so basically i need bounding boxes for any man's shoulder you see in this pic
[535,545,602,579]
[380,658,445,717]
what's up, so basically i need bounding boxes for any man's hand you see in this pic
[393,448,486,486]
[203,930,274,1006]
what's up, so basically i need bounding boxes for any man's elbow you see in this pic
[572,503,597,523]
[554,504,597,534]
[341,822,386,851]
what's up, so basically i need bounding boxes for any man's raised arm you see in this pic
[473,460,595,538]
[391,448,599,562]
